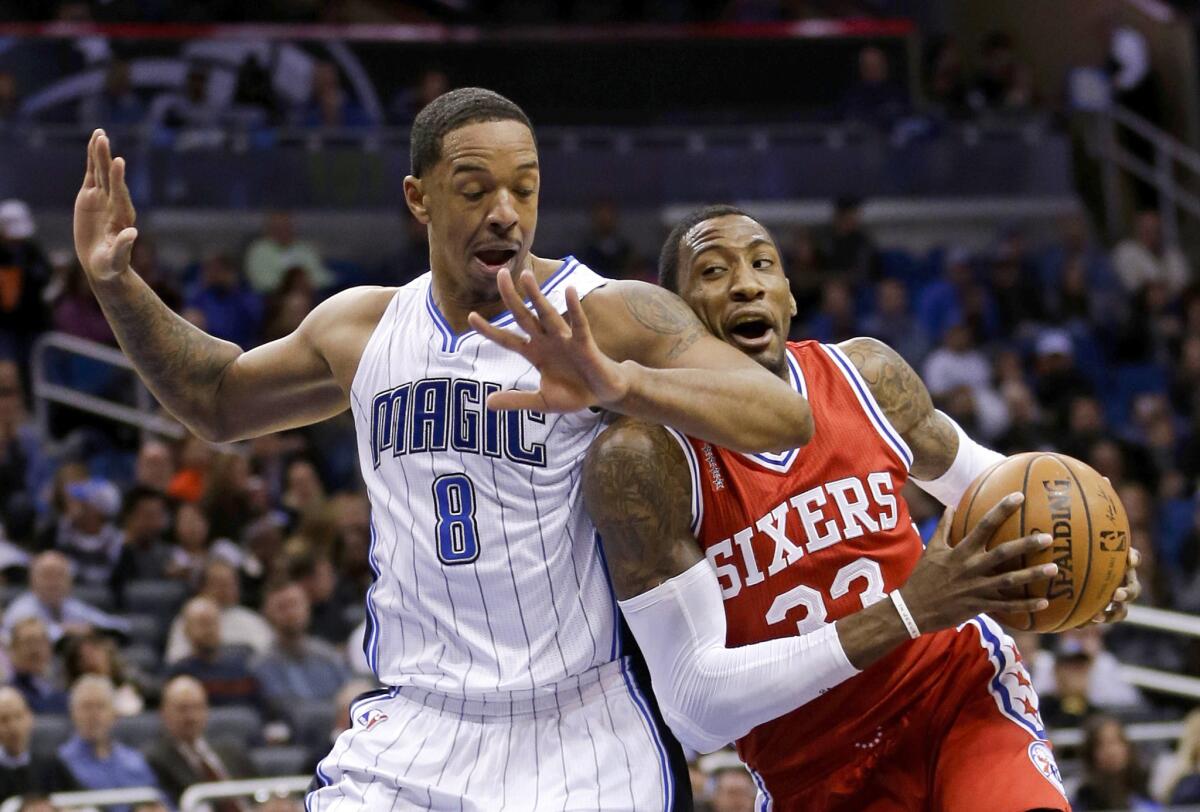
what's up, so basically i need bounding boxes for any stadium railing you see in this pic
[31,331,184,442]
[0,786,164,812]
[180,775,311,811]
[1120,605,1200,702]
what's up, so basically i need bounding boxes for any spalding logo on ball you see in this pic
[948,452,1130,633]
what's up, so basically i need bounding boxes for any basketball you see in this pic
[948,452,1131,633]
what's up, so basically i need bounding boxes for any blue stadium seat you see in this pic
[31,715,70,756]
[124,580,188,616]
[74,582,115,613]
[207,706,262,747]
[249,745,309,777]
[126,613,166,648]
[114,712,161,747]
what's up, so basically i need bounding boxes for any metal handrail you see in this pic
[1119,665,1200,701]
[0,786,164,812]
[1050,719,1186,748]
[1125,605,1200,638]
[180,775,312,811]
[30,331,185,441]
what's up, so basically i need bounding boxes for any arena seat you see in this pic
[285,698,336,751]
[120,643,162,676]
[125,613,166,648]
[74,582,116,613]
[30,715,70,756]
[113,712,161,746]
[123,579,188,616]
[249,745,310,777]
[207,706,262,746]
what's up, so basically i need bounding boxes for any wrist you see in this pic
[889,590,921,640]
[598,359,640,410]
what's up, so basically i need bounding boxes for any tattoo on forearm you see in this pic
[840,337,957,479]
[619,284,707,360]
[95,274,238,432]
[583,419,704,600]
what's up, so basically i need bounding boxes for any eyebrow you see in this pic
[691,236,774,258]
[451,163,489,176]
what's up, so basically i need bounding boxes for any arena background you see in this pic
[0,0,1199,810]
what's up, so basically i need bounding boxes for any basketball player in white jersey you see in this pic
[72,89,814,810]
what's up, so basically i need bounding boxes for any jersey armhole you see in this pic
[819,343,915,471]
[662,427,704,535]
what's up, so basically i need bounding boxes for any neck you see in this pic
[88,738,112,757]
[430,253,557,333]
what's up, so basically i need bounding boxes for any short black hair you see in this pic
[120,485,167,523]
[409,87,534,178]
[657,204,758,293]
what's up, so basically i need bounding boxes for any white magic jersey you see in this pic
[350,256,619,697]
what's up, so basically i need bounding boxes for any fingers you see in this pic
[109,157,137,226]
[564,286,593,348]
[981,561,1058,593]
[468,312,531,354]
[485,389,546,412]
[957,493,1024,555]
[983,596,1050,614]
[968,532,1052,576]
[526,271,570,337]
[496,269,543,337]
[82,130,100,190]
[95,132,113,196]
[1129,548,1141,569]
[113,227,138,271]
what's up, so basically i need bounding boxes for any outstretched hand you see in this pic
[469,268,631,413]
[74,129,139,283]
[1091,548,1141,624]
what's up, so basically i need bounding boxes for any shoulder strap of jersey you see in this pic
[738,345,808,474]
[662,426,704,535]
[817,342,913,471]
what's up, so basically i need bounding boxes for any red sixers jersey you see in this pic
[669,341,960,797]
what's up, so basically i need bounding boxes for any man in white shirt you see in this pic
[164,559,272,663]
[1113,210,1191,295]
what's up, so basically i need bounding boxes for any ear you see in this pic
[789,292,798,318]
[403,176,430,225]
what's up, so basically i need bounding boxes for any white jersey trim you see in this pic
[819,342,913,471]
[662,426,704,535]
[739,349,808,475]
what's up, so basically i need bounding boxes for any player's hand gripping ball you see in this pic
[948,452,1130,632]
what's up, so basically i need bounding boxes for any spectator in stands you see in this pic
[915,247,998,343]
[782,226,823,327]
[167,597,262,708]
[165,560,273,663]
[128,238,181,314]
[381,212,431,286]
[63,633,147,717]
[1073,714,1154,811]
[284,543,352,644]
[79,58,145,129]
[49,258,114,346]
[244,212,332,295]
[1161,709,1200,804]
[261,267,316,344]
[993,380,1048,453]
[165,502,214,587]
[133,439,175,495]
[280,457,326,529]
[0,687,76,798]
[184,252,262,348]
[1038,637,1097,728]
[925,37,970,119]
[580,200,633,278]
[143,676,253,806]
[6,618,67,714]
[167,435,212,504]
[233,53,279,125]
[152,65,224,134]
[858,278,930,365]
[0,361,43,542]
[16,796,56,812]
[253,581,348,711]
[839,45,908,128]
[804,280,857,345]
[968,31,1034,112]
[110,487,173,605]
[1113,210,1191,296]
[202,452,257,543]
[922,320,1008,440]
[820,197,880,288]
[389,68,450,125]
[2,552,130,643]
[1031,330,1095,433]
[0,199,51,387]
[989,236,1044,338]
[301,60,370,129]
[57,675,161,806]
[303,677,373,773]
[37,477,123,589]
[709,765,756,812]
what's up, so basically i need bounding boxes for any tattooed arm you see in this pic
[583,418,1055,752]
[74,130,385,442]
[838,337,959,480]
[581,281,813,453]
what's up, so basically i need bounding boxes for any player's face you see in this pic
[407,119,540,300]
[677,215,796,377]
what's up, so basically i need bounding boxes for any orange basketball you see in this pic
[947,452,1130,633]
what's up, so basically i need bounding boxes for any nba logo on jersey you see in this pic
[358,707,388,731]
[1027,741,1066,797]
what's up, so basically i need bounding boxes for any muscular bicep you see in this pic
[839,336,959,481]
[582,418,704,600]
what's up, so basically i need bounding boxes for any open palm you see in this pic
[74,129,139,283]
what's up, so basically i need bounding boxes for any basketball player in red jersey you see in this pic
[583,206,1140,811]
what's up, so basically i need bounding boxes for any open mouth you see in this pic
[473,248,518,273]
[727,315,775,350]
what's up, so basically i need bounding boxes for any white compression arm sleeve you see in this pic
[618,559,860,754]
[910,411,1005,507]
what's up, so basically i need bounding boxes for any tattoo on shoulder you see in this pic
[582,420,703,600]
[840,336,956,479]
[618,283,706,361]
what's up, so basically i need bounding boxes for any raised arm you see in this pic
[839,335,1140,621]
[469,271,812,454]
[74,130,373,442]
[583,418,1054,753]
